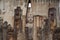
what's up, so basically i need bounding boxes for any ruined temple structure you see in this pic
[0,0,60,40]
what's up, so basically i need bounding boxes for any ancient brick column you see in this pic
[0,25,3,40]
[3,21,8,40]
[22,15,26,33]
[17,15,26,40]
[0,17,3,40]
[33,15,46,40]
[48,8,57,40]
[33,15,40,40]
[14,7,22,40]
[7,24,14,40]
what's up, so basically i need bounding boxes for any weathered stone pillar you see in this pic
[33,15,46,40]
[3,21,8,40]
[22,15,26,33]
[7,24,14,40]
[48,8,57,40]
[25,27,29,40]
[0,18,3,40]
[14,7,22,40]
[17,15,26,40]
[22,15,26,40]
[33,15,40,40]
[0,25,3,40]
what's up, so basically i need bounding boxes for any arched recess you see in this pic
[48,7,57,31]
